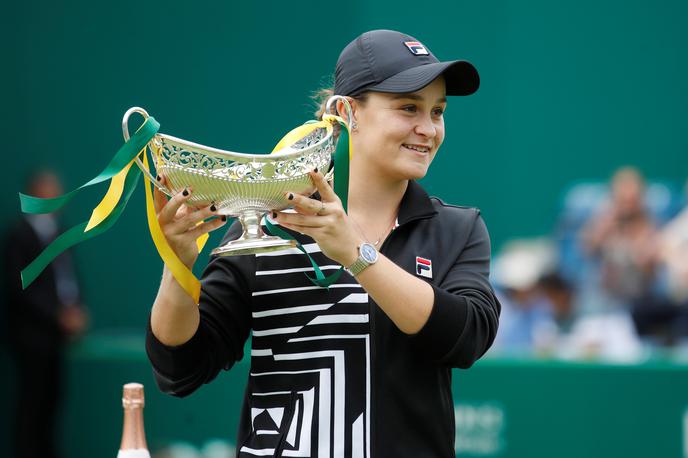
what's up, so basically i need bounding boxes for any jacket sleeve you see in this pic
[146,222,254,397]
[410,212,501,368]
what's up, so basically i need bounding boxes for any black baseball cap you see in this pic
[334,30,479,97]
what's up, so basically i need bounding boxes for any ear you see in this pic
[335,97,358,129]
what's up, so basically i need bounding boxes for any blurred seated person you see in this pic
[538,273,576,335]
[659,189,688,306]
[534,271,643,361]
[632,180,688,344]
[491,240,558,355]
[490,235,645,360]
[582,167,658,310]
[3,169,88,458]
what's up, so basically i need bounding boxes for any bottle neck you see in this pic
[119,405,148,452]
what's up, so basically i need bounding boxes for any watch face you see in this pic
[360,243,378,263]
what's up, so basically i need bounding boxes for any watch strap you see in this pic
[347,256,370,276]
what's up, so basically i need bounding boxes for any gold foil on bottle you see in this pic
[122,382,145,409]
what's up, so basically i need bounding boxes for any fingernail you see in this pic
[221,215,227,222]
[314,167,319,173]
[287,193,294,201]
[156,175,161,182]
[182,188,189,197]
[210,204,217,212]
[272,211,277,219]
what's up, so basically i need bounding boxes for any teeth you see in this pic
[404,144,430,153]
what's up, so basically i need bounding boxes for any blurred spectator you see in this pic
[491,237,644,361]
[3,170,88,458]
[631,180,688,344]
[559,311,643,361]
[537,273,576,335]
[533,272,640,362]
[538,270,644,362]
[491,239,558,355]
[494,167,685,358]
[658,185,688,306]
[582,167,658,310]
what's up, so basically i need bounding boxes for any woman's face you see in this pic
[350,76,447,182]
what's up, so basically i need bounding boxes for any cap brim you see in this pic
[365,60,479,96]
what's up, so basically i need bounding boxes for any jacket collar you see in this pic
[397,180,438,225]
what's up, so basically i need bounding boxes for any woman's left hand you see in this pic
[272,170,361,267]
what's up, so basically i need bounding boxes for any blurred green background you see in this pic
[1,0,687,457]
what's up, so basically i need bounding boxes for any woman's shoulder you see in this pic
[428,196,483,226]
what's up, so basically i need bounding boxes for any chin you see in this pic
[398,166,429,181]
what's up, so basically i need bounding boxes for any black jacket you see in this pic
[4,218,65,353]
[146,181,501,457]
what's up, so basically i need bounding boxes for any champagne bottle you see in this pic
[117,383,151,458]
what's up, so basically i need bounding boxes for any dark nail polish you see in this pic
[156,175,161,182]
[314,167,319,173]
[210,204,217,212]
[272,211,277,219]
[221,216,227,222]
[182,189,189,197]
[287,193,294,201]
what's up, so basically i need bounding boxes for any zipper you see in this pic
[367,252,377,458]
[368,215,433,456]
[368,223,397,458]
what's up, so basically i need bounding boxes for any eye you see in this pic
[432,107,445,117]
[401,105,417,113]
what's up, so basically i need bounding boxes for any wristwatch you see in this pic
[346,242,379,276]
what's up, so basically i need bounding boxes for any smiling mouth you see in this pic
[402,144,431,154]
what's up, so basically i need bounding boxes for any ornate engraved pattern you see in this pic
[151,129,333,182]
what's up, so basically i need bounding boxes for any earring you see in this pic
[351,121,358,131]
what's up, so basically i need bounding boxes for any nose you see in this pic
[414,114,437,139]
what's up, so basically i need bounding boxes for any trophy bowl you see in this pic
[122,105,343,256]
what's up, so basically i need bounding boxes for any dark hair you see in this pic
[537,273,573,293]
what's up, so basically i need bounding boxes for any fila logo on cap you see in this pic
[404,41,429,56]
[416,256,433,278]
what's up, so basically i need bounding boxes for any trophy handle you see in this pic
[323,95,354,184]
[325,96,354,128]
[122,107,171,196]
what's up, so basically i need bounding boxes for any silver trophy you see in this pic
[122,97,350,256]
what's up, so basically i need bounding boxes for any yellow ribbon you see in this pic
[196,229,209,252]
[322,114,352,160]
[85,119,167,233]
[85,156,138,232]
[271,120,332,153]
[142,151,202,304]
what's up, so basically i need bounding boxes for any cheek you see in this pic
[435,124,446,148]
[351,129,386,162]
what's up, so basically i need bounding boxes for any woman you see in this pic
[146,29,500,458]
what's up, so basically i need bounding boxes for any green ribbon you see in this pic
[332,121,350,212]
[264,118,351,288]
[19,117,160,289]
[20,114,350,290]
[21,166,142,288]
[264,218,344,288]
[19,117,159,214]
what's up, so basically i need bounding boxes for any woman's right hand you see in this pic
[153,175,228,269]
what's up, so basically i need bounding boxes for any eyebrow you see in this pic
[389,93,447,103]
